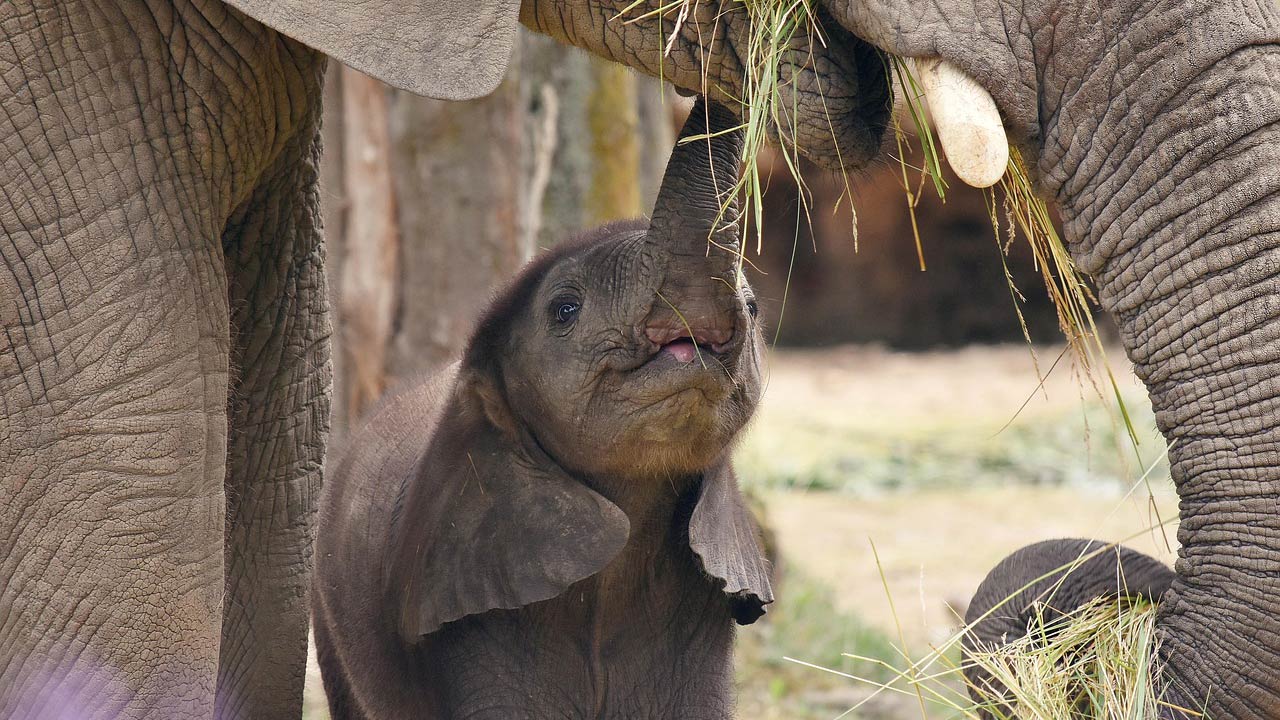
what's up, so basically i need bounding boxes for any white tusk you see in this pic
[906,57,1009,188]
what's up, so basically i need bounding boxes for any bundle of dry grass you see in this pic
[964,598,1168,720]
[793,591,1184,719]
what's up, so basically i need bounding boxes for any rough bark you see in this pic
[521,34,671,247]
[336,67,401,422]
[386,40,531,378]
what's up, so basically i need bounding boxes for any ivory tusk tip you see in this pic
[942,124,1009,188]
[906,57,1010,189]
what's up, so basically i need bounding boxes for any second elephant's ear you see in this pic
[221,0,520,100]
[689,462,775,625]
[387,372,630,640]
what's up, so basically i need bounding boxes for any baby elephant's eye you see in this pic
[554,301,581,324]
[746,299,759,318]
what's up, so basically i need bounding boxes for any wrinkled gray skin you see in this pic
[0,0,1276,718]
[824,0,1277,716]
[313,99,773,719]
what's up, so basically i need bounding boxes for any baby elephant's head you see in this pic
[464,98,761,481]
[390,103,774,638]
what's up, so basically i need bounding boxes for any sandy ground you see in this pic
[764,485,1177,648]
[304,344,1179,718]
[750,343,1178,639]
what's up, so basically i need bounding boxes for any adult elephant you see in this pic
[0,1,1273,720]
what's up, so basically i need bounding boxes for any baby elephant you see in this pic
[312,98,772,719]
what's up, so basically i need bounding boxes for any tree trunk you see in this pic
[386,53,530,378]
[335,67,399,424]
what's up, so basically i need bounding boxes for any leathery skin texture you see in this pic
[0,2,327,718]
[815,0,1280,716]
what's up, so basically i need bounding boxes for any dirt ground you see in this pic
[304,344,1179,719]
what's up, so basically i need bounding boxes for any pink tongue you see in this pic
[663,339,698,363]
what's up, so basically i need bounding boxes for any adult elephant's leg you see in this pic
[0,228,228,720]
[215,67,329,720]
[0,11,231,716]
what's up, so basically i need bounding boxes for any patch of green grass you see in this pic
[738,568,931,719]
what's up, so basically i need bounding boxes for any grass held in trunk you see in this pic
[964,598,1169,720]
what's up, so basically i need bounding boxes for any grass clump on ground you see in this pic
[736,567,919,719]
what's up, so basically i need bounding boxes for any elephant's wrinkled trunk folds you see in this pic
[647,97,744,276]
[929,0,1280,714]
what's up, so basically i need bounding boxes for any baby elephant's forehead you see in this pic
[548,229,649,286]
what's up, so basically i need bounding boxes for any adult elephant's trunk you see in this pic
[1077,42,1280,717]
[520,0,890,172]
[961,540,1176,716]
[838,0,1280,714]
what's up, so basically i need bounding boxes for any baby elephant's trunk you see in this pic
[648,98,744,278]
[645,98,746,337]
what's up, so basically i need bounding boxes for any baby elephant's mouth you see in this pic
[644,325,735,366]
[658,337,716,364]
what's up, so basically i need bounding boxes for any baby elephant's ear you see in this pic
[389,384,630,640]
[689,463,775,625]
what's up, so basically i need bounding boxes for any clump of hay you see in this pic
[964,597,1170,720]
[793,593,1189,719]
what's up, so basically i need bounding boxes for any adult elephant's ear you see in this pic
[689,462,774,625]
[221,0,520,100]
[387,371,630,640]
